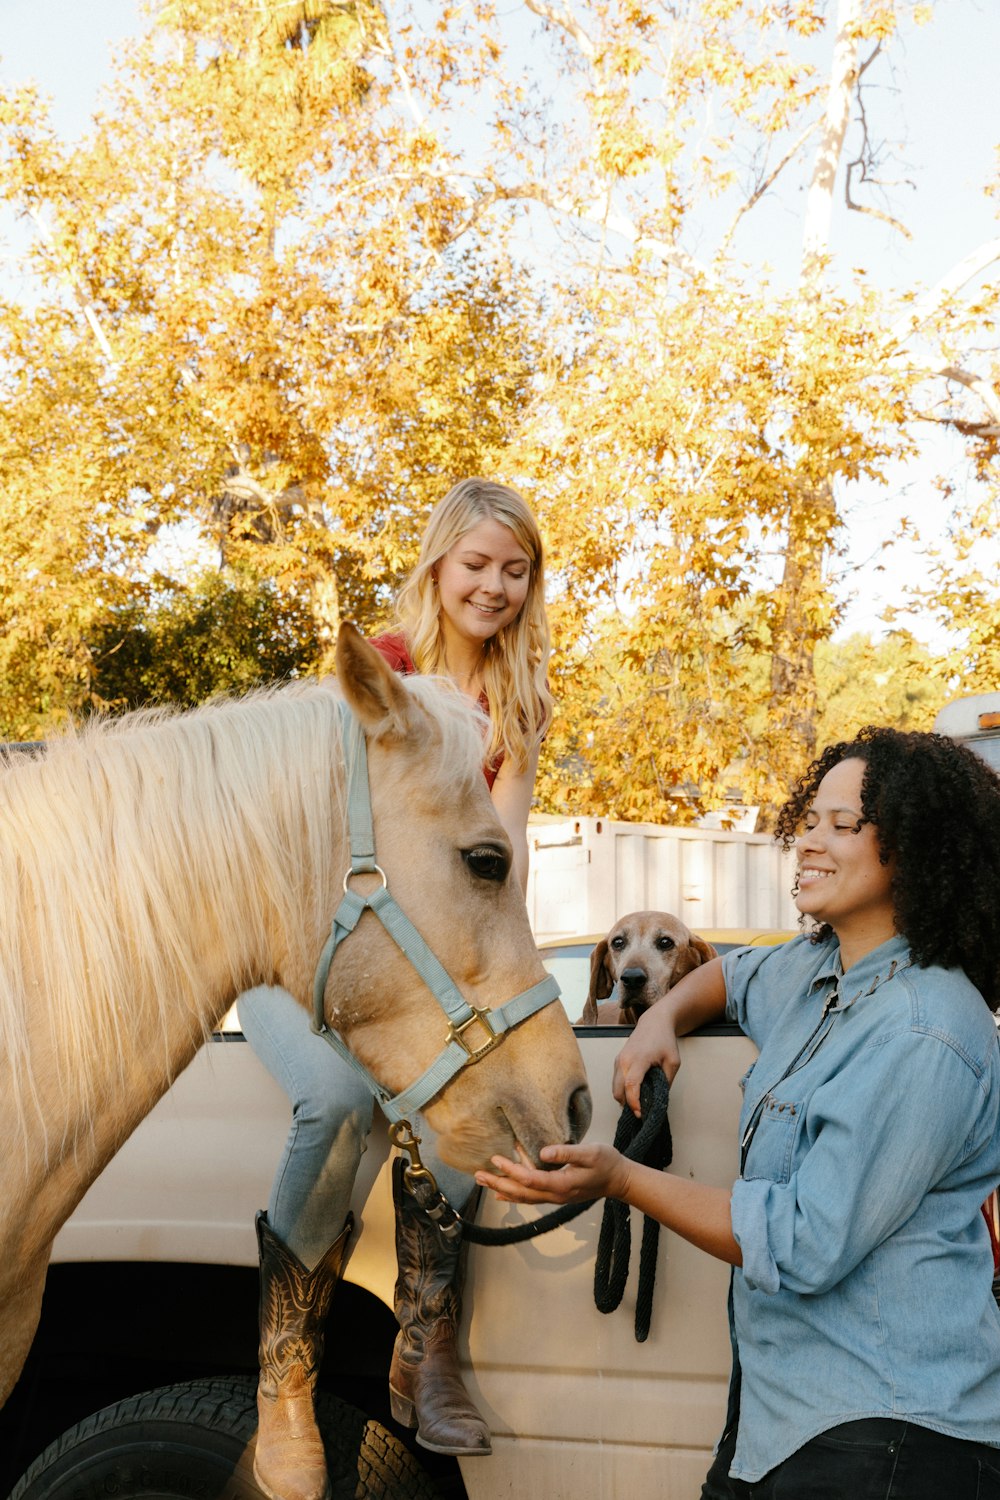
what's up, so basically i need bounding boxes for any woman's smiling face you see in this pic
[794,757,897,956]
[434,517,531,647]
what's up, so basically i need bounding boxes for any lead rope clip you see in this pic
[388,1120,463,1241]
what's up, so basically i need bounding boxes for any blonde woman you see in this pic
[239,479,551,1500]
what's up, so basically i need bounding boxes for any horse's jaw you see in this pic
[419,1016,593,1173]
[425,1090,593,1175]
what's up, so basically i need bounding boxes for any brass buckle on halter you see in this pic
[447,1006,501,1059]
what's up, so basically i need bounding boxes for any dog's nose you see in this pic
[619,967,647,994]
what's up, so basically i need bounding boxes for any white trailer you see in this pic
[935,692,1000,773]
[527,813,799,944]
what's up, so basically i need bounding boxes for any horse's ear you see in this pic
[335,622,418,739]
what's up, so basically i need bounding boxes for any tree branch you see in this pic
[521,0,598,62]
[800,0,864,288]
[913,409,1000,439]
[843,42,913,240]
[721,116,823,254]
[888,237,1000,349]
[938,364,1000,429]
[843,184,913,238]
[25,207,117,368]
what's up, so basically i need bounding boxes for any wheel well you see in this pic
[0,1261,463,1497]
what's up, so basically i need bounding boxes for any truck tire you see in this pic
[7,1375,441,1500]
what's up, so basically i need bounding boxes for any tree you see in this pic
[89,570,323,710]
[365,0,996,813]
[813,631,951,745]
[0,0,546,731]
[2,1,996,819]
[0,281,151,737]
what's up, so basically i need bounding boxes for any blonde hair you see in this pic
[395,479,552,772]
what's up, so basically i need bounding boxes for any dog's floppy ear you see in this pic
[692,934,719,964]
[671,933,719,983]
[588,938,614,1002]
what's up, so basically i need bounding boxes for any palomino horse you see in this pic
[0,624,590,1408]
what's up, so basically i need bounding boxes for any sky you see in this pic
[2,0,998,649]
[3,0,142,135]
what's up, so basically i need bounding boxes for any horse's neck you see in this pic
[2,877,320,1276]
[0,695,356,1327]
[6,775,336,1235]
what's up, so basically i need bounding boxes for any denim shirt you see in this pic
[721,933,1000,1483]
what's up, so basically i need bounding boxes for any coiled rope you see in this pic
[592,1066,672,1342]
[402,1067,672,1342]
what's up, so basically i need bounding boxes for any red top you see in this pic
[369,631,500,790]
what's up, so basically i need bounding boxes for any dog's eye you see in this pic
[655,936,676,951]
[462,844,510,882]
[610,935,626,950]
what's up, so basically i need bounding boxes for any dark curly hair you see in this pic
[774,725,1000,1010]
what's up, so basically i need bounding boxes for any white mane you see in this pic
[0,673,487,1150]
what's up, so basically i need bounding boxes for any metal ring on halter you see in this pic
[342,863,388,894]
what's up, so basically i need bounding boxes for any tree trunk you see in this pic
[770,0,863,773]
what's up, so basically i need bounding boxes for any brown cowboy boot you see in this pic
[388,1159,492,1456]
[254,1210,353,1500]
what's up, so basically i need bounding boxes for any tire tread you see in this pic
[6,1375,441,1500]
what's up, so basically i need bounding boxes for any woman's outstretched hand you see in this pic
[475,1142,630,1206]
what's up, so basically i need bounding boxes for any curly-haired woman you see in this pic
[477,726,1000,1500]
[239,479,552,1500]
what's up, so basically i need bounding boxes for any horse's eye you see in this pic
[463,845,510,882]
[656,935,676,951]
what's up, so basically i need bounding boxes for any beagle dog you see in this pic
[579,911,718,1026]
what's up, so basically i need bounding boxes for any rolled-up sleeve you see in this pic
[732,1023,988,1296]
[732,1178,782,1293]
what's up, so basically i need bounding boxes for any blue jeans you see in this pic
[701,1418,1000,1499]
[238,986,474,1268]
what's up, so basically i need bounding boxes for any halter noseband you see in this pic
[310,702,561,1123]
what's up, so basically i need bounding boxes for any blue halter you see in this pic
[311,703,562,1124]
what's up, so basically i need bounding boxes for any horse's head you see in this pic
[322,624,592,1173]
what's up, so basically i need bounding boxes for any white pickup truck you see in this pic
[0,995,754,1500]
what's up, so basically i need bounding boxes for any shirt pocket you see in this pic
[742,1093,803,1185]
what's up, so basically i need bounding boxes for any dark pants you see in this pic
[701,1419,1000,1500]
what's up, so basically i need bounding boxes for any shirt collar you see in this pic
[807,933,912,1008]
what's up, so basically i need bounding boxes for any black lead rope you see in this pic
[593,1067,673,1342]
[411,1067,672,1342]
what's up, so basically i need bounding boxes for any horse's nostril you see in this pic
[567,1084,593,1143]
